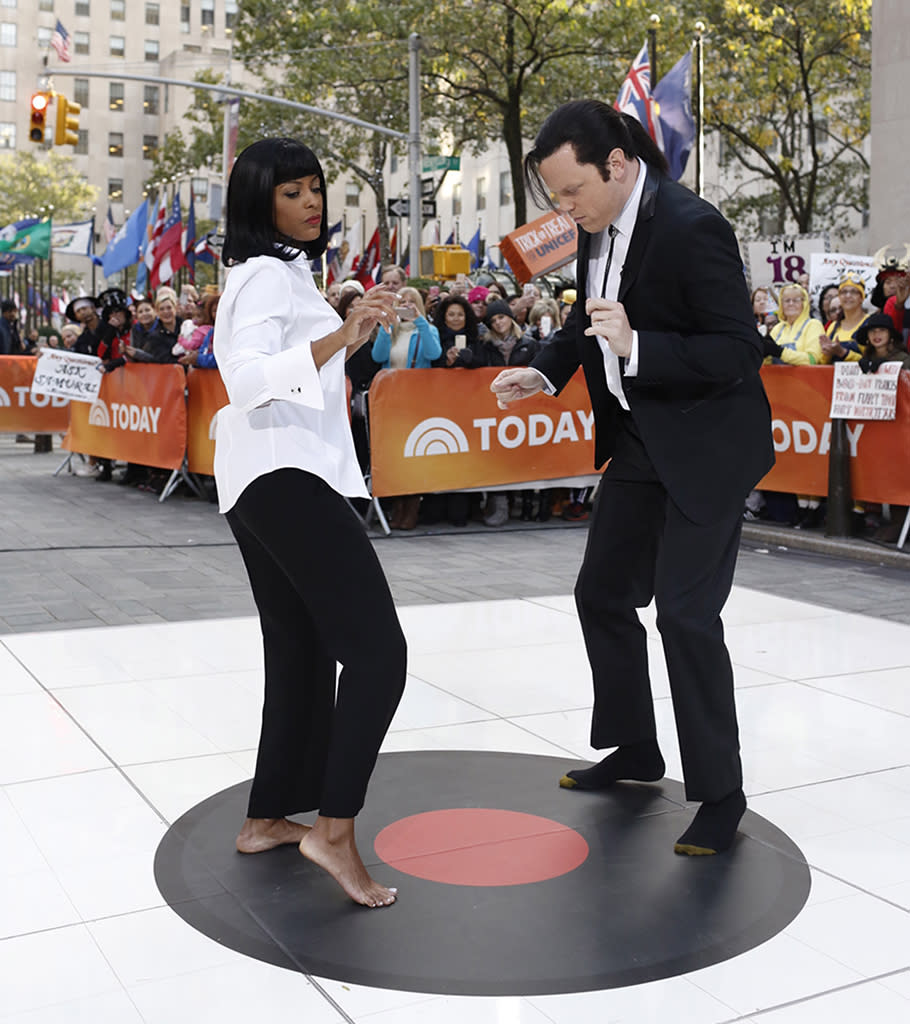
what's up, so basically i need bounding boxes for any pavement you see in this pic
[0,433,908,634]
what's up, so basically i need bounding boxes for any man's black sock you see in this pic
[674,788,746,855]
[559,739,665,790]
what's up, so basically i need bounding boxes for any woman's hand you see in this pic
[341,286,399,352]
[178,350,199,366]
[445,346,459,366]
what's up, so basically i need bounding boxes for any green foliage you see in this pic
[146,69,225,188]
[0,150,98,226]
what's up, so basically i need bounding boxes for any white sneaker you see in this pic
[483,493,510,527]
[73,463,101,477]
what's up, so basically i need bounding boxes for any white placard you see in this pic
[30,349,103,404]
[744,234,829,291]
[830,361,901,421]
[809,252,878,313]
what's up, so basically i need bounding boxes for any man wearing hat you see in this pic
[66,295,107,357]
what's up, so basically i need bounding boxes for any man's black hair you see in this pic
[1,299,17,313]
[222,137,329,265]
[524,100,669,211]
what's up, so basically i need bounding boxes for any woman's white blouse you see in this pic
[212,252,369,512]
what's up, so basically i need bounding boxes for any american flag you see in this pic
[151,192,185,289]
[143,192,168,283]
[51,20,71,63]
[103,205,117,245]
[614,40,662,146]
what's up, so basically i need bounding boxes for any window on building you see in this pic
[74,31,89,54]
[109,82,124,111]
[344,182,360,207]
[390,153,398,174]
[0,23,16,46]
[0,122,14,149]
[475,176,487,211]
[192,177,209,202]
[201,0,214,26]
[109,35,125,58]
[0,70,14,102]
[75,129,88,155]
[108,132,124,157]
[452,183,461,217]
[111,0,124,19]
[814,117,829,146]
[180,1,190,33]
[142,135,158,160]
[108,179,124,202]
[499,171,513,207]
[0,0,16,9]
[75,0,90,15]
[143,85,159,115]
[39,0,54,10]
[145,39,159,61]
[37,26,51,47]
[145,2,159,25]
[225,0,238,30]
[74,78,89,108]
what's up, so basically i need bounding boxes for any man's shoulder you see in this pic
[656,178,729,228]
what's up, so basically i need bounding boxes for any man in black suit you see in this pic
[492,100,774,855]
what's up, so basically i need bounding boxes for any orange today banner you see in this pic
[63,363,187,470]
[185,368,228,476]
[759,366,910,504]
[0,356,70,433]
[369,367,596,497]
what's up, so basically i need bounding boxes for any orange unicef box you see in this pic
[500,211,577,284]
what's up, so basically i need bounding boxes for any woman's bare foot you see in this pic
[299,816,398,908]
[236,817,312,854]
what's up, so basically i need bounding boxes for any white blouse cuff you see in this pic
[262,343,325,411]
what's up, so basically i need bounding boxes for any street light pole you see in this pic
[694,21,705,198]
[408,33,422,278]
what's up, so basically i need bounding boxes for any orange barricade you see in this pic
[369,367,596,497]
[758,366,910,505]
[0,356,71,433]
[63,363,187,470]
[185,368,228,476]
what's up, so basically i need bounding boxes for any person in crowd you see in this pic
[214,136,405,908]
[485,280,507,300]
[816,283,840,326]
[130,297,157,347]
[882,271,910,341]
[820,277,870,363]
[751,286,777,335]
[762,284,824,366]
[870,265,904,313]
[0,299,22,354]
[528,298,562,347]
[491,99,773,856]
[22,326,40,353]
[96,288,132,374]
[380,264,407,290]
[66,295,106,356]
[59,323,80,350]
[510,293,536,329]
[125,287,181,363]
[176,285,200,346]
[325,281,342,308]
[467,285,490,336]
[557,287,577,327]
[435,293,481,368]
[371,288,441,530]
[340,279,366,302]
[178,292,221,368]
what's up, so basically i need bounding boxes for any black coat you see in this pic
[532,167,774,525]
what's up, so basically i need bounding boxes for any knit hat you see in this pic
[854,312,901,348]
[838,276,865,300]
[65,295,98,322]
[484,298,513,325]
[467,285,489,304]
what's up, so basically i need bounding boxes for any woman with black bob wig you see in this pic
[214,137,405,908]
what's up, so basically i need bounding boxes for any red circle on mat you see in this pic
[373,808,589,886]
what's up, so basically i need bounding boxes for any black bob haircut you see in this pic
[524,100,669,212]
[222,137,329,265]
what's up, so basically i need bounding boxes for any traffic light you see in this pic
[29,92,50,143]
[54,93,81,147]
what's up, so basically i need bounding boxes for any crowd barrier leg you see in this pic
[158,455,203,504]
[53,452,75,476]
[897,508,910,551]
[361,473,391,536]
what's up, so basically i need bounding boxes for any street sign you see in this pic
[387,198,437,218]
[421,177,435,197]
[421,155,460,173]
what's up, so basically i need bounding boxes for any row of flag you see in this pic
[614,40,696,181]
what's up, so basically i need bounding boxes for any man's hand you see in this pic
[584,298,633,357]
[490,367,545,409]
[894,273,910,305]
[341,285,399,352]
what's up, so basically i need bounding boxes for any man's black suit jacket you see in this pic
[532,166,774,525]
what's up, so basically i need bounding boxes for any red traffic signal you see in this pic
[29,92,50,143]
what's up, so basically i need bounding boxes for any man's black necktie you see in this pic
[600,225,619,299]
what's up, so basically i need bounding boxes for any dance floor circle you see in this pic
[155,750,812,996]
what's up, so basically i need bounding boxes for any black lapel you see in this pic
[618,165,660,303]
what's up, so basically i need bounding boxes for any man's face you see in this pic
[2,308,15,322]
[381,268,406,289]
[539,143,634,234]
[74,303,96,323]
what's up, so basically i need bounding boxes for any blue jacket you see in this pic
[195,326,217,368]
[371,316,441,368]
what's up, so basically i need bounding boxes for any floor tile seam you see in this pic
[746,763,910,802]
[797,864,910,917]
[793,677,910,719]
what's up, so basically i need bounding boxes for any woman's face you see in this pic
[866,326,892,352]
[827,295,841,320]
[490,313,512,335]
[444,303,466,331]
[779,288,803,322]
[108,310,126,329]
[839,286,862,313]
[273,175,323,243]
[753,290,768,315]
[156,298,177,324]
[470,300,486,319]
[136,302,155,327]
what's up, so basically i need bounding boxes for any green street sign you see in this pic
[421,155,460,173]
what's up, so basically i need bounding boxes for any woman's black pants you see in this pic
[225,468,406,819]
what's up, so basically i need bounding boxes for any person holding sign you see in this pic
[491,100,773,856]
[214,138,405,909]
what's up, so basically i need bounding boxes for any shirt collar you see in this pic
[613,158,648,238]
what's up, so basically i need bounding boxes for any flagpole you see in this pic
[694,21,705,198]
[648,14,660,85]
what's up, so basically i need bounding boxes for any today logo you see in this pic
[88,398,163,434]
[0,385,69,408]
[403,410,594,457]
[772,419,865,456]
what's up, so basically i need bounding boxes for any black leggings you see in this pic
[226,468,406,819]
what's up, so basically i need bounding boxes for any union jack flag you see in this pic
[51,20,71,63]
[614,40,662,147]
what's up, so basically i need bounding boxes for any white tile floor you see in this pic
[1,587,909,1022]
